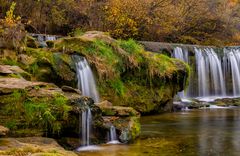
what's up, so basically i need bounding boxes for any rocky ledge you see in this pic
[0,137,77,156]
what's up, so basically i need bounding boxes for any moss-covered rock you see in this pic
[25,35,38,48]
[211,98,240,107]
[98,100,140,143]
[0,76,104,140]
[52,31,190,114]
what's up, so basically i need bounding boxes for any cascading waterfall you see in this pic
[75,56,100,103]
[172,46,240,99]
[74,55,100,150]
[195,48,226,97]
[223,48,240,96]
[81,108,92,146]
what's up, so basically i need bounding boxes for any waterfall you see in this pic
[74,56,100,103]
[110,126,117,141]
[172,47,189,98]
[172,47,188,63]
[107,125,120,144]
[81,108,92,146]
[223,48,240,96]
[195,48,226,97]
[172,46,240,99]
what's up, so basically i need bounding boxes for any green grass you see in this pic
[109,79,126,96]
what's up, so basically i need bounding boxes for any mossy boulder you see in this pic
[0,76,104,140]
[211,98,240,107]
[99,100,140,143]
[25,35,38,48]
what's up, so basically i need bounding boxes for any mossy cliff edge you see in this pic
[52,31,190,114]
[0,31,190,115]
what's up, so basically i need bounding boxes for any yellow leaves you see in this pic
[4,2,21,27]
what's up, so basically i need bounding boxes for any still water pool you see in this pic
[78,108,240,156]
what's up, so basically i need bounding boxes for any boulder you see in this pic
[18,54,36,66]
[80,31,115,44]
[0,65,31,80]
[99,100,140,143]
[0,125,9,136]
[0,77,54,94]
[61,86,81,95]
[211,97,240,107]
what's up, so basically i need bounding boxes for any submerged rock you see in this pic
[211,98,240,107]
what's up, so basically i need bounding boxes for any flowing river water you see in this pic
[78,108,240,156]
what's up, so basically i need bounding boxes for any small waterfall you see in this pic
[74,56,100,103]
[172,47,189,99]
[223,48,240,96]
[107,125,120,144]
[81,108,92,146]
[172,47,188,63]
[172,46,233,99]
[110,126,117,141]
[195,48,226,97]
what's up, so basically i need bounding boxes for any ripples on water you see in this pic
[78,108,240,156]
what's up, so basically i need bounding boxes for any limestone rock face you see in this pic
[0,78,54,94]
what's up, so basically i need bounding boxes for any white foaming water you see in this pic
[76,145,102,152]
[75,56,100,103]
[45,35,56,41]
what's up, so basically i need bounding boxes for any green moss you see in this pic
[2,58,19,66]
[1,91,71,135]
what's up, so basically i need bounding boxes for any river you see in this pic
[78,108,240,156]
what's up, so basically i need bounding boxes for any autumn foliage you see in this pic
[0,0,240,45]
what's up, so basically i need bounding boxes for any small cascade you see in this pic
[172,46,240,99]
[81,108,92,146]
[223,48,240,96]
[29,34,58,47]
[74,56,100,103]
[45,35,57,41]
[172,47,188,63]
[107,126,120,144]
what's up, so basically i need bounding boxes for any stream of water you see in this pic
[78,108,240,156]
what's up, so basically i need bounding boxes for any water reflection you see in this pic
[78,108,240,156]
